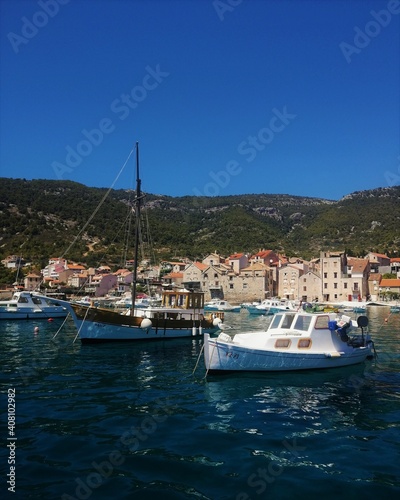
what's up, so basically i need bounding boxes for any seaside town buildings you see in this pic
[1,251,399,303]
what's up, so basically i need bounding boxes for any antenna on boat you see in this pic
[130,141,141,316]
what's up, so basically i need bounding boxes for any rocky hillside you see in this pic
[0,179,399,268]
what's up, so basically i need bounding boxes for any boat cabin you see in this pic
[268,312,331,333]
[161,290,205,310]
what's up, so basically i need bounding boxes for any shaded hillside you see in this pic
[0,178,399,267]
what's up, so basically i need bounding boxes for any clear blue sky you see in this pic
[0,0,399,200]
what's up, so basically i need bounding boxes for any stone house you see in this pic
[182,262,208,290]
[320,251,370,302]
[278,264,305,299]
[378,278,400,300]
[344,258,370,301]
[368,273,382,301]
[24,273,41,291]
[320,251,347,302]
[202,253,222,267]
[162,272,184,288]
[249,249,279,266]
[299,270,322,302]
[226,253,248,274]
[365,252,391,273]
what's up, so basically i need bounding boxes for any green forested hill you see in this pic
[0,178,399,269]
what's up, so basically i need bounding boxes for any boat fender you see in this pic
[213,317,222,327]
[217,332,232,343]
[140,318,152,331]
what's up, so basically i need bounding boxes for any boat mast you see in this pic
[130,142,141,316]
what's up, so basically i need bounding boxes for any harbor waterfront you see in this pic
[1,307,400,499]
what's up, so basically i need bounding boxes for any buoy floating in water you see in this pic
[48,318,54,322]
[34,326,39,333]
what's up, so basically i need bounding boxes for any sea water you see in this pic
[1,307,399,499]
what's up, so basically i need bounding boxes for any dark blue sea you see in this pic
[1,306,400,500]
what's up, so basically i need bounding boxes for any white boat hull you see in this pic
[60,295,223,343]
[204,334,373,372]
[75,318,215,342]
[0,309,68,320]
[0,292,68,320]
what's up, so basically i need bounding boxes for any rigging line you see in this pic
[144,208,157,269]
[122,203,134,268]
[52,312,70,339]
[73,305,91,343]
[61,147,135,259]
[192,342,205,375]
[203,342,217,380]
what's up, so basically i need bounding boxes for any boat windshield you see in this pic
[293,315,312,332]
[270,313,296,329]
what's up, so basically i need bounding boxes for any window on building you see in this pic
[334,272,337,278]
[229,284,234,289]
[344,283,347,289]
[334,283,337,289]
[324,283,327,289]
[324,273,327,279]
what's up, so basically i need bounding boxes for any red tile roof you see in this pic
[379,279,400,287]
[163,272,183,278]
[229,253,244,259]
[194,262,208,270]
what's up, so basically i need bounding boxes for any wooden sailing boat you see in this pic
[60,142,224,342]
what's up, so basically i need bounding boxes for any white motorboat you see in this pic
[0,291,68,320]
[204,299,241,312]
[245,298,297,315]
[203,311,374,373]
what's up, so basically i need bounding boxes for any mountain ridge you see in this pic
[0,178,398,268]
